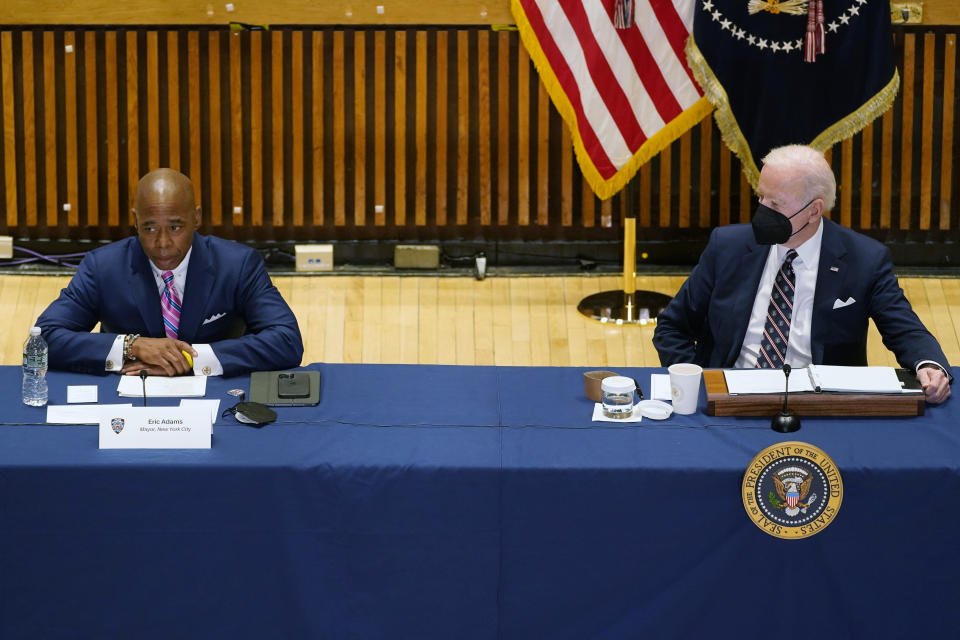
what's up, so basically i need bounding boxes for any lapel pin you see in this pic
[829,266,839,272]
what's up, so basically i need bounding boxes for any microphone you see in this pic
[771,363,801,433]
[140,370,148,407]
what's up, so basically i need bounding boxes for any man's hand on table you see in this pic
[121,337,197,377]
[917,365,951,404]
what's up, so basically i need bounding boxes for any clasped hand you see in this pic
[917,365,951,404]
[120,337,197,377]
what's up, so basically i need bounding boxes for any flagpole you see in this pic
[577,180,672,325]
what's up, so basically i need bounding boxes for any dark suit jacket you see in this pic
[37,233,304,376]
[653,219,950,372]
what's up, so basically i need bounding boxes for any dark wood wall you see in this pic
[0,25,957,262]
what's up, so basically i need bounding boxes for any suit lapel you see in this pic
[724,240,770,365]
[129,239,165,338]
[811,219,848,363]
[178,233,213,342]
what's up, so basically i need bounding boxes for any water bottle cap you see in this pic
[30,326,41,336]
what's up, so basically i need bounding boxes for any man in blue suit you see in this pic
[37,169,303,377]
[653,145,951,403]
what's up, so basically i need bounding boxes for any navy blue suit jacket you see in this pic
[653,219,950,372]
[37,233,304,376]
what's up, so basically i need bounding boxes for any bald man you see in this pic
[37,169,303,377]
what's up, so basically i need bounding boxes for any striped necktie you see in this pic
[160,270,182,340]
[756,249,798,369]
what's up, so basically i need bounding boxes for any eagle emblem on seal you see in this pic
[770,466,818,516]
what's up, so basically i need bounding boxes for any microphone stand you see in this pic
[140,370,148,407]
[771,363,801,433]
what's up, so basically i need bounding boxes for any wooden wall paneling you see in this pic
[393,30,406,226]
[64,32,79,227]
[208,31,222,227]
[22,32,37,227]
[1,32,16,229]
[678,130,690,227]
[939,34,955,230]
[638,162,651,227]
[516,36,529,226]
[600,192,612,228]
[146,31,159,173]
[839,137,853,228]
[271,30,284,228]
[718,131,732,227]
[311,30,323,227]
[415,30,426,226]
[698,117,712,227]
[478,30,491,226]
[105,31,119,226]
[43,31,57,228]
[860,123,874,229]
[353,29,367,227]
[250,31,263,226]
[188,31,202,217]
[435,30,449,227]
[738,168,751,223]
[374,30,385,226]
[124,31,138,226]
[167,31,180,171]
[919,32,936,230]
[880,109,894,228]
[899,33,915,231]
[84,31,98,226]
[291,30,304,228]
[229,30,243,226]
[658,146,671,228]
[456,30,469,226]
[536,69,549,226]
[497,30,510,226]
[581,175,594,227]
[561,123,572,226]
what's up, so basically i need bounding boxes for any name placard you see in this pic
[99,407,211,449]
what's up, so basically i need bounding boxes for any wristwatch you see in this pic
[123,333,140,362]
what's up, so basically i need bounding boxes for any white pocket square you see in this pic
[832,297,856,309]
[202,312,226,325]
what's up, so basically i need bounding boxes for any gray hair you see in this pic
[761,145,837,211]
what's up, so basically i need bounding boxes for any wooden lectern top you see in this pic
[702,369,925,417]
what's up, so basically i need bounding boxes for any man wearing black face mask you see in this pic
[653,144,951,404]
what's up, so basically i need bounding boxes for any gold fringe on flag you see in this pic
[685,33,899,189]
[512,0,713,200]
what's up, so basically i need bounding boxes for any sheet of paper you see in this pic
[67,385,98,403]
[808,365,915,393]
[47,403,134,425]
[723,369,816,395]
[650,374,672,401]
[591,403,642,423]
[180,399,221,424]
[117,375,207,398]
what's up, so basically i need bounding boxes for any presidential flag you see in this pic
[512,0,714,200]
[686,0,898,186]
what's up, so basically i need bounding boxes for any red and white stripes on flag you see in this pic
[512,0,713,199]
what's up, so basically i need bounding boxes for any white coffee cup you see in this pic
[668,363,703,415]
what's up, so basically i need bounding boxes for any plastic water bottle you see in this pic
[22,326,48,407]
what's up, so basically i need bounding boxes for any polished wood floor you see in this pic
[2,273,959,369]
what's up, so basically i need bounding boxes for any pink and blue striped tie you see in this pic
[160,271,181,339]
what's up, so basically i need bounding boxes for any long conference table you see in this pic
[1,363,959,639]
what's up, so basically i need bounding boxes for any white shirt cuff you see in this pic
[916,360,949,378]
[192,344,223,376]
[106,335,125,372]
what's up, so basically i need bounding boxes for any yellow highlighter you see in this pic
[182,350,194,368]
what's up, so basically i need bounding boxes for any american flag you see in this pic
[512,0,713,199]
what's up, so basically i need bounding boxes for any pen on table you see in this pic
[633,378,645,400]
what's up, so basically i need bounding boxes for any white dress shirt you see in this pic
[105,247,223,375]
[735,222,824,368]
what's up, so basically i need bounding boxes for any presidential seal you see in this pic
[742,441,842,539]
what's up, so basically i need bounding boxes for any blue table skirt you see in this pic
[1,364,958,639]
